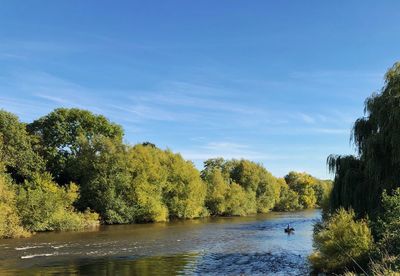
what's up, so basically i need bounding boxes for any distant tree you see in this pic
[225,183,256,216]
[164,151,207,219]
[313,180,332,207]
[204,168,229,215]
[74,136,134,224]
[285,171,317,209]
[128,144,169,222]
[16,173,99,232]
[202,158,282,214]
[0,166,28,238]
[27,108,123,185]
[274,184,302,211]
[0,110,44,182]
[201,158,228,180]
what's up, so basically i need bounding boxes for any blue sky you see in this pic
[1,1,399,179]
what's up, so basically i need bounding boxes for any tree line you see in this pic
[0,108,331,238]
[310,62,400,274]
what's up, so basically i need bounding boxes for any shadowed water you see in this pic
[0,210,320,275]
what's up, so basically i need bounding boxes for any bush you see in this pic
[274,184,302,211]
[309,208,373,273]
[204,168,229,215]
[163,151,207,219]
[369,253,400,276]
[285,172,317,208]
[128,145,169,222]
[369,188,400,273]
[16,173,99,232]
[0,169,29,238]
[225,183,256,216]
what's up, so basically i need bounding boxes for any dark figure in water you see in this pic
[285,224,294,233]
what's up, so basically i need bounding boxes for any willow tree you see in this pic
[328,62,400,217]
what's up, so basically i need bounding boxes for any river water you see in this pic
[0,210,320,275]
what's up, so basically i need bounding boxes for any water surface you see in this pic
[0,210,320,275]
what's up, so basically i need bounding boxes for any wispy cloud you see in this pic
[298,112,316,124]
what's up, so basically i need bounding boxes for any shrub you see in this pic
[163,151,207,219]
[0,169,29,238]
[204,168,229,215]
[225,183,256,216]
[16,173,99,232]
[274,185,302,211]
[309,208,373,273]
[285,172,317,208]
[369,188,400,273]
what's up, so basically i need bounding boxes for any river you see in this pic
[0,210,320,275]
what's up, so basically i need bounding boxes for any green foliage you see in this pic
[274,184,302,211]
[0,168,29,238]
[328,62,400,217]
[16,173,99,231]
[225,183,257,216]
[327,155,367,216]
[27,108,123,185]
[285,172,317,209]
[313,180,332,207]
[128,145,169,222]
[202,158,279,215]
[369,254,400,276]
[0,110,44,182]
[309,208,373,273]
[313,62,400,273]
[204,168,229,215]
[370,189,400,271]
[0,107,327,239]
[76,142,207,223]
[163,151,207,219]
[74,136,135,224]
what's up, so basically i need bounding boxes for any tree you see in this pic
[27,108,123,185]
[202,158,279,214]
[164,151,207,219]
[204,168,229,215]
[328,62,400,218]
[225,183,256,216]
[0,110,44,182]
[313,180,332,207]
[0,166,28,238]
[201,158,230,181]
[285,172,317,209]
[74,136,134,224]
[128,144,169,222]
[274,184,302,211]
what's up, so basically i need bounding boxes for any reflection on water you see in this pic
[0,210,320,275]
[4,254,198,276]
